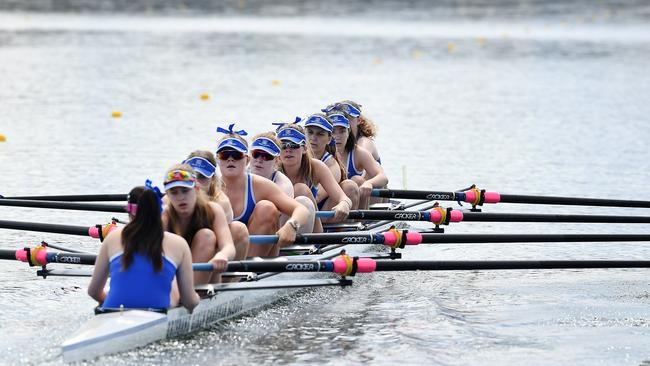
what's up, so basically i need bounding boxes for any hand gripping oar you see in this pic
[372,187,650,210]
[0,199,127,213]
[1,194,127,202]
[0,219,118,241]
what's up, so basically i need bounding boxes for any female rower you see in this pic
[216,124,311,257]
[329,100,382,164]
[329,110,388,209]
[162,164,236,284]
[183,151,249,260]
[88,183,199,311]
[304,113,360,211]
[248,133,294,198]
[276,123,352,231]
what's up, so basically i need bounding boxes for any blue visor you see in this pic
[182,157,216,178]
[251,137,281,157]
[217,137,248,153]
[304,115,333,132]
[328,113,350,128]
[336,102,361,118]
[277,128,306,145]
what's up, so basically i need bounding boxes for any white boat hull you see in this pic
[62,243,383,362]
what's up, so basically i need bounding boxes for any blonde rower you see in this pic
[216,124,311,257]
[183,151,249,260]
[304,113,360,211]
[162,164,235,284]
[276,123,351,231]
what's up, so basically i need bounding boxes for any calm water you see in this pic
[1,1,650,365]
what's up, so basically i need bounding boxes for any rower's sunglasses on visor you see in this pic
[252,150,275,161]
[217,150,245,161]
[281,141,302,150]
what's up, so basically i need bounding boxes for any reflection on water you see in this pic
[1,1,650,365]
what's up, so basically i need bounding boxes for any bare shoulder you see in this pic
[208,201,227,215]
[310,158,329,172]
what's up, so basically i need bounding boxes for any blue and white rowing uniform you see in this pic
[234,173,257,226]
[102,252,176,310]
[321,152,333,163]
[346,149,363,179]
[269,170,279,183]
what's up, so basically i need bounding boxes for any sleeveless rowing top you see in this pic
[234,174,256,226]
[321,152,333,163]
[103,252,176,309]
[270,170,278,183]
[346,149,363,178]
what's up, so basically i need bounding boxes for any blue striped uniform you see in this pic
[321,152,333,163]
[346,149,363,178]
[102,252,176,310]
[234,174,257,226]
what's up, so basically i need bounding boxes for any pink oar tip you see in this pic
[483,191,501,204]
[88,227,99,239]
[429,209,443,223]
[464,190,477,203]
[450,210,464,222]
[383,231,398,246]
[405,232,423,245]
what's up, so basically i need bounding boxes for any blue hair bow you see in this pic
[144,179,164,212]
[216,123,248,136]
[272,117,302,131]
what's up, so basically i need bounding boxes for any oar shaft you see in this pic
[462,212,650,223]
[0,220,92,237]
[374,260,650,271]
[499,194,650,208]
[372,189,458,201]
[3,194,127,202]
[418,233,650,243]
[0,199,126,213]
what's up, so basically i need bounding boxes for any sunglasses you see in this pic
[252,150,275,161]
[281,141,302,150]
[217,150,245,161]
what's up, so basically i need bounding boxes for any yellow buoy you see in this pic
[271,80,280,86]
[411,49,423,59]
[111,111,122,118]
[0,134,6,142]
[447,42,456,53]
[476,37,487,47]
[373,57,383,65]
[200,93,210,101]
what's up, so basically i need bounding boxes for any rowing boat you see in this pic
[61,201,408,362]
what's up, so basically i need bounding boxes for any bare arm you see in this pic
[312,159,350,221]
[87,229,120,303]
[356,147,388,188]
[172,234,200,311]
[209,202,236,262]
[254,175,310,246]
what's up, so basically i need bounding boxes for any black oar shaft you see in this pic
[419,233,650,243]
[499,194,650,208]
[372,189,456,201]
[374,260,650,271]
[462,212,650,223]
[0,220,91,237]
[4,194,127,202]
[0,199,126,213]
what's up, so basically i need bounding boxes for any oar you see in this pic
[372,188,650,209]
[0,199,126,213]
[250,231,650,246]
[0,194,127,202]
[4,248,649,273]
[0,220,115,240]
[316,209,650,224]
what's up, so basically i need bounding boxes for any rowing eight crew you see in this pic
[88,101,386,311]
